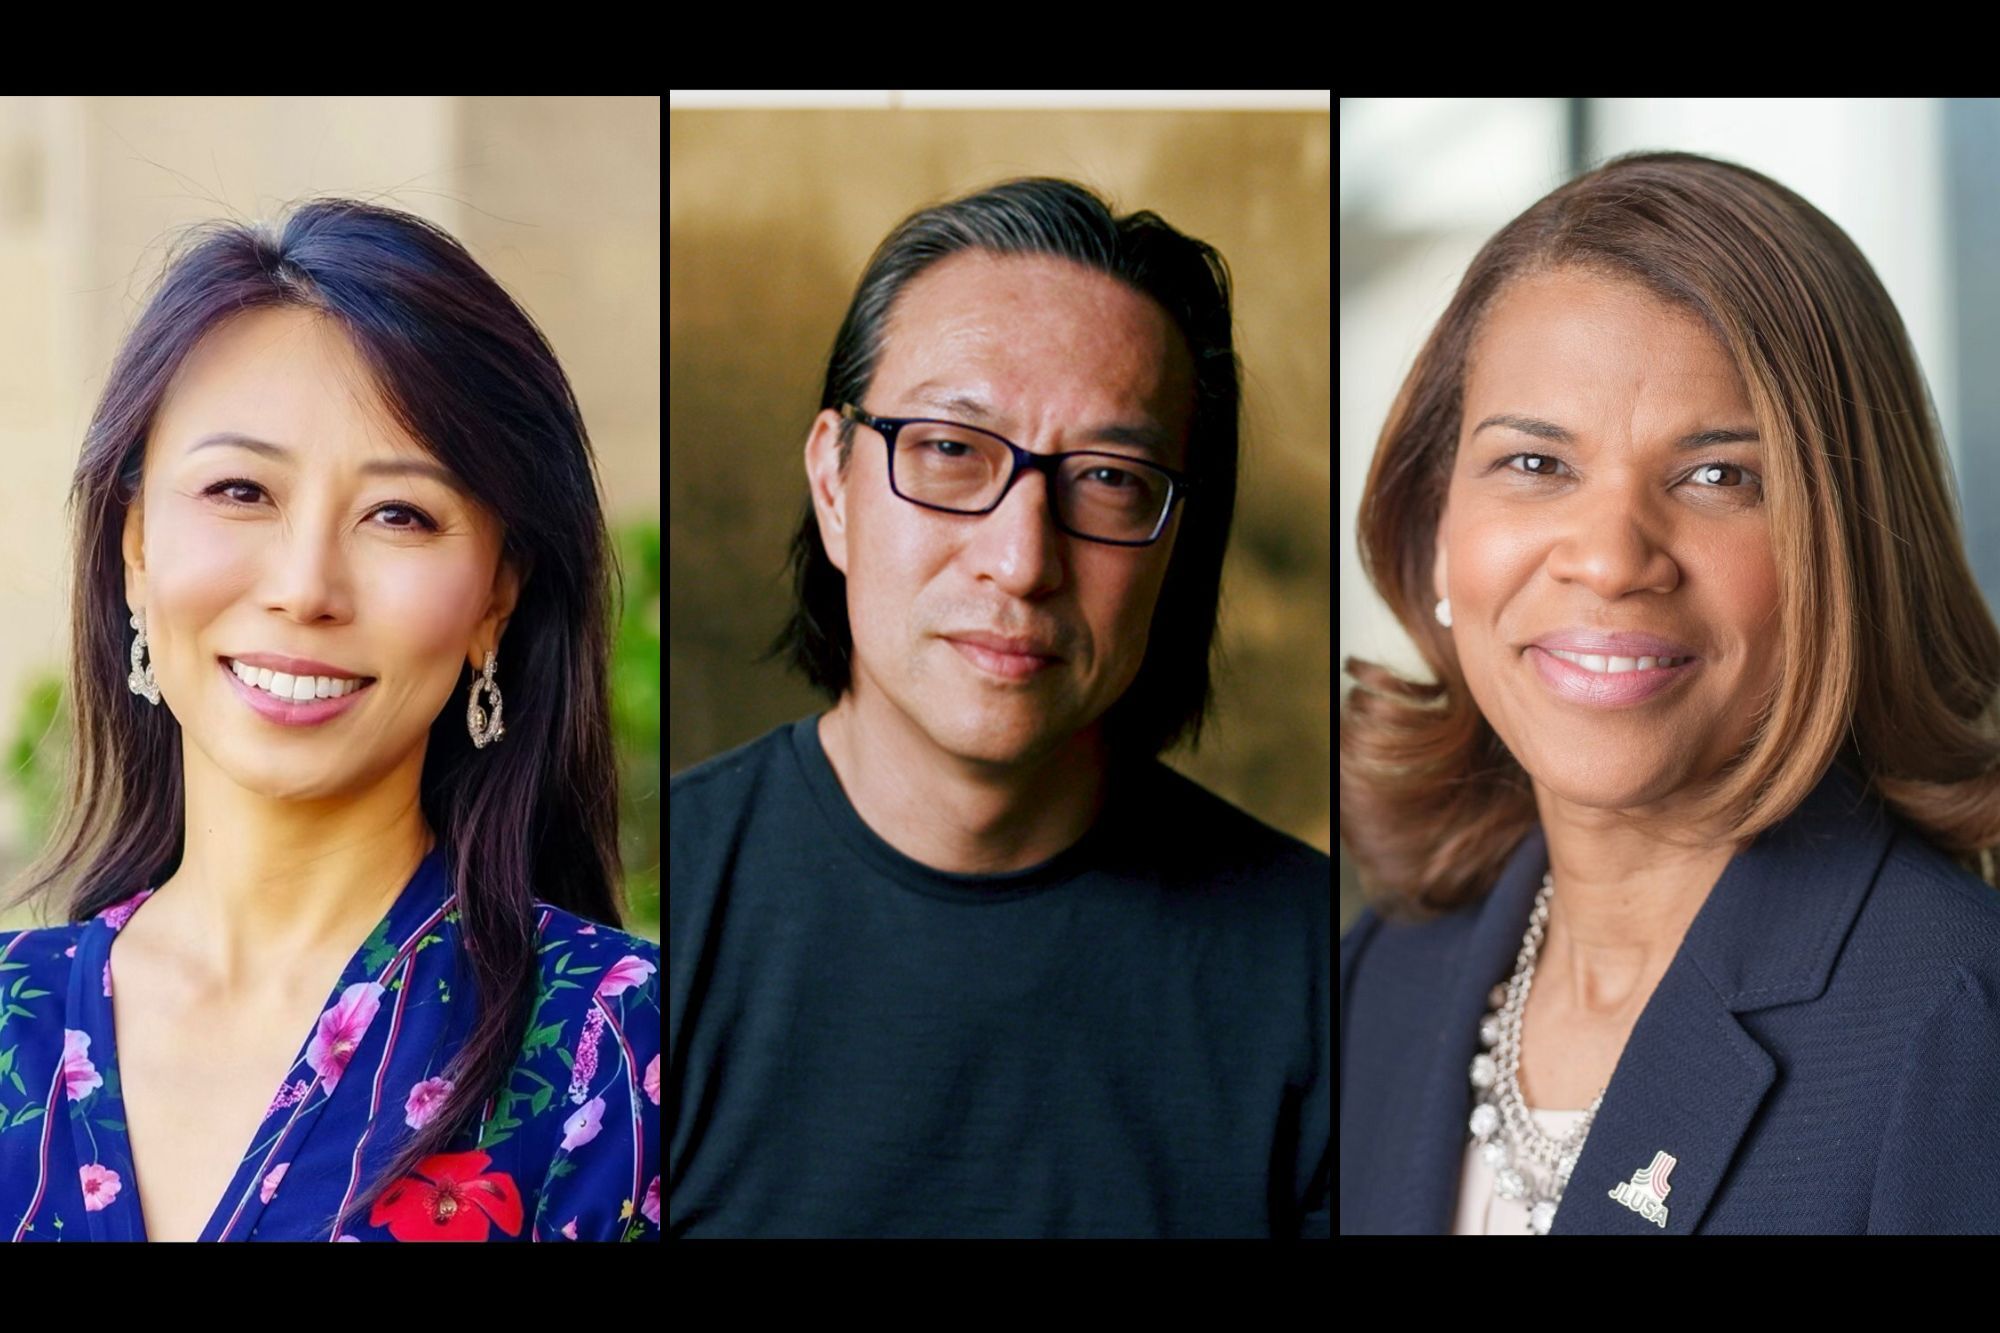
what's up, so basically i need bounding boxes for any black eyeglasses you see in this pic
[838,402,1192,547]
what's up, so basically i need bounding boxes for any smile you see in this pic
[219,656,376,726]
[1526,645,1700,709]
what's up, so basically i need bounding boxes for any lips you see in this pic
[943,632,1062,660]
[223,652,375,681]
[1528,644,1701,708]
[219,655,376,725]
[945,637,1060,681]
[1528,628,1699,661]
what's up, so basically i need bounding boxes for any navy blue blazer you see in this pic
[1340,759,2000,1234]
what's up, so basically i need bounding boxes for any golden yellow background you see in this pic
[670,108,1331,853]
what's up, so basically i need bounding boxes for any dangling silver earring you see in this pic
[466,649,505,748]
[127,609,161,706]
[1435,597,1453,629]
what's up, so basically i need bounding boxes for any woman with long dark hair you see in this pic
[0,199,659,1242]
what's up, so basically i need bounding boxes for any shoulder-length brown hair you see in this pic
[1341,149,2000,923]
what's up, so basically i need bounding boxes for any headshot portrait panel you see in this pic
[668,99,1332,1240]
[1340,106,2000,1237]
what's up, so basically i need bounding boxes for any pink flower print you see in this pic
[98,890,153,930]
[566,1008,604,1105]
[79,1163,122,1211]
[560,1096,605,1152]
[61,1030,103,1101]
[578,923,598,934]
[561,1217,579,1238]
[101,958,110,998]
[266,1078,312,1119]
[306,982,386,1094]
[404,1076,456,1130]
[595,953,656,998]
[645,1052,659,1106]
[260,1161,289,1204]
[643,1175,660,1226]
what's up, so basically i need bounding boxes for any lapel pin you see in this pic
[1608,1149,1677,1228]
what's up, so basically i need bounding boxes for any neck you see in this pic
[816,692,1109,874]
[1538,863,1721,1022]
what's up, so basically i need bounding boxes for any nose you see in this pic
[1544,487,1681,600]
[965,466,1065,598]
[258,521,358,624]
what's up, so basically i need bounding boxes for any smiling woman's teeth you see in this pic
[1545,647,1691,674]
[229,659,367,701]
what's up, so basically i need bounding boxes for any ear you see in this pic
[805,409,851,576]
[470,548,530,672]
[1431,511,1448,609]
[122,486,146,615]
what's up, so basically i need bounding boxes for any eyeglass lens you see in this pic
[891,423,1171,542]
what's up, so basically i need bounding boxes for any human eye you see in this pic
[1685,460,1762,493]
[1497,452,1570,480]
[1081,464,1139,488]
[202,478,440,531]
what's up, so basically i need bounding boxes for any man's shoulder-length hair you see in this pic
[1342,148,2000,924]
[765,175,1243,761]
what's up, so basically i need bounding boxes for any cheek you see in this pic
[152,508,254,591]
[1085,552,1172,665]
[383,562,492,663]
[845,505,932,642]
[1703,543,1784,672]
[1446,509,1540,596]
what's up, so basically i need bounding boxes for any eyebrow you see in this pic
[1473,413,1761,451]
[186,432,468,494]
[904,382,1176,460]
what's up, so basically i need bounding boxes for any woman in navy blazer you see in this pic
[1341,756,2000,1233]
[1339,150,2000,1234]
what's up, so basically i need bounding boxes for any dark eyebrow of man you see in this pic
[186,431,469,494]
[906,383,1174,458]
[1472,413,1761,451]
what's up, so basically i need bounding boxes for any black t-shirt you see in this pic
[668,713,1331,1238]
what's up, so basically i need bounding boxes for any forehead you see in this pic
[156,306,411,450]
[1466,269,1748,412]
[876,250,1196,448]
[152,306,446,476]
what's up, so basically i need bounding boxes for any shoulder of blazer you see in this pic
[1339,904,1380,989]
[1338,905,1381,1083]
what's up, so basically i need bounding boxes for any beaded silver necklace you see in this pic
[1467,870,1606,1235]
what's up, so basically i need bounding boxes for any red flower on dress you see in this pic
[368,1150,524,1241]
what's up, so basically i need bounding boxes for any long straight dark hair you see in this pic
[766,176,1242,760]
[1,197,627,1239]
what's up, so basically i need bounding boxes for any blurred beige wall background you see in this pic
[0,95,661,893]
[669,107,1331,853]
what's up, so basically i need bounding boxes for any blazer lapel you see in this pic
[1409,760,1892,1234]
[1555,760,1892,1233]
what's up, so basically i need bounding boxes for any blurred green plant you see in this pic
[4,517,661,938]
[609,518,661,933]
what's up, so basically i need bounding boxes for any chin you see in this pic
[1528,754,1691,808]
[920,706,1068,767]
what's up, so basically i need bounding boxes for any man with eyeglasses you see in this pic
[669,178,1329,1240]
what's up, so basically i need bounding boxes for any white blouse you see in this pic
[1453,1102,1594,1235]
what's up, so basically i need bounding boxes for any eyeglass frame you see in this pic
[837,401,1194,547]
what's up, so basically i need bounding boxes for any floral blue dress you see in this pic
[0,843,660,1241]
